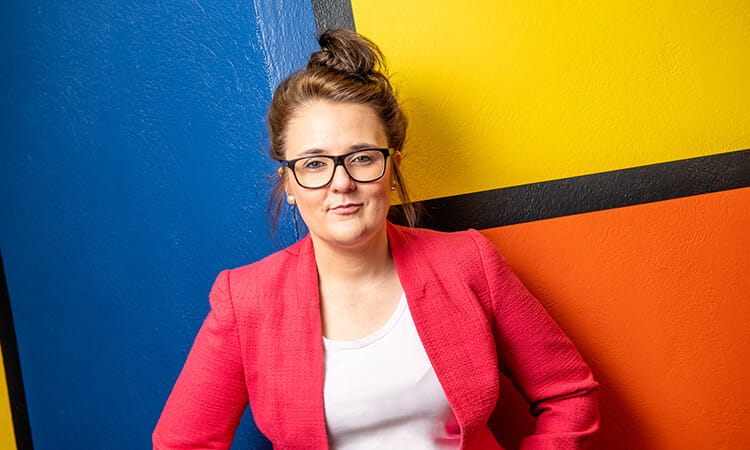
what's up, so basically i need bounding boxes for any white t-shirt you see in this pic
[323,293,461,449]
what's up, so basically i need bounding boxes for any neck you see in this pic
[311,224,393,285]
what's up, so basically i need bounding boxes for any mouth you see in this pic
[330,203,363,215]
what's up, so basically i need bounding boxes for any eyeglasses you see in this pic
[282,148,392,189]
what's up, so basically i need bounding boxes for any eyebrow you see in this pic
[295,143,381,157]
[297,149,326,156]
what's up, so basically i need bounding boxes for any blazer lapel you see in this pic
[387,224,499,439]
[275,235,329,446]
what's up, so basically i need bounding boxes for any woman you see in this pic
[154,29,599,449]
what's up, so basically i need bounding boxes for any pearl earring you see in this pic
[286,195,296,205]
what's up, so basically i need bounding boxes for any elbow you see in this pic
[530,384,600,436]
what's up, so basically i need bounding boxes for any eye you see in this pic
[349,151,376,165]
[300,157,329,171]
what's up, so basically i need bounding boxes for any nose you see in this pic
[329,164,356,192]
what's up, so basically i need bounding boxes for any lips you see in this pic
[330,203,362,214]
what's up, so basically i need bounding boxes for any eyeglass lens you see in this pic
[293,149,386,188]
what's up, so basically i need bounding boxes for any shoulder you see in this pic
[389,223,513,296]
[209,236,310,308]
[388,223,497,262]
[227,236,306,278]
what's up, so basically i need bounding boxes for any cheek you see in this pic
[293,191,329,225]
[285,175,308,204]
[293,190,315,209]
[370,181,393,209]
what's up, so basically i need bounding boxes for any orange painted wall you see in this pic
[481,187,750,449]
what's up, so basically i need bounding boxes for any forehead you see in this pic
[284,100,387,158]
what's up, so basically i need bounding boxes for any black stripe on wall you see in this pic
[395,149,750,232]
[310,0,356,36]
[0,251,33,449]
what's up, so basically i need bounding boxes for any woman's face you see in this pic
[283,99,394,251]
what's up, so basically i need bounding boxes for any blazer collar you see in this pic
[295,233,320,310]
[285,224,491,442]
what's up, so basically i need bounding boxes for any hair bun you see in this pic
[308,28,384,78]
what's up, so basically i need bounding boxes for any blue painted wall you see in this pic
[0,0,316,447]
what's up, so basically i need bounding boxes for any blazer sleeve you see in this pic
[153,270,248,449]
[470,232,600,449]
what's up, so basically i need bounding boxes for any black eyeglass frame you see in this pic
[282,148,392,189]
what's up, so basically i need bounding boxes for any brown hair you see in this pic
[267,28,420,231]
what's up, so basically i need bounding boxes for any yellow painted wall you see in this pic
[352,0,750,201]
[0,344,17,449]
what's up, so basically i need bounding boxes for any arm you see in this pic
[471,232,599,449]
[153,270,248,449]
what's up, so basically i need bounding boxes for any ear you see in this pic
[393,150,403,165]
[278,166,292,191]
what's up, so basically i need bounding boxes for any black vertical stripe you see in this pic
[310,0,356,36]
[0,251,33,449]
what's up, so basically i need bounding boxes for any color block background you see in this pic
[350,0,750,448]
[1,0,748,449]
[0,345,15,449]
[351,0,750,201]
[483,187,750,449]
[0,0,317,448]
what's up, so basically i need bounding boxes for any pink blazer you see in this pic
[153,223,599,449]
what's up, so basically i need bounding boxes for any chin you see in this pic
[320,219,384,248]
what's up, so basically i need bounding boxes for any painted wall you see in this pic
[350,0,750,448]
[2,0,748,448]
[0,345,16,450]
[0,0,316,447]
[352,0,750,201]
[483,187,750,449]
